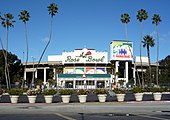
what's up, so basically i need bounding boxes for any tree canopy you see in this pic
[0,50,23,85]
[159,55,170,85]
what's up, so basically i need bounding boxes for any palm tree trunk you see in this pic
[4,56,9,89]
[156,25,159,86]
[6,63,11,89]
[147,45,152,85]
[125,24,128,41]
[34,16,53,85]
[22,22,29,88]
[6,26,10,89]
[25,22,29,71]
[37,16,53,67]
[125,24,139,86]
[140,22,144,87]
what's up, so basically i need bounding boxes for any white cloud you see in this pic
[42,37,49,43]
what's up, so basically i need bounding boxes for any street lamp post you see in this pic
[31,56,36,88]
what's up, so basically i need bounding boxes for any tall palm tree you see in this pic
[34,3,58,86]
[120,13,139,85]
[36,3,58,69]
[136,9,148,87]
[37,3,58,66]
[1,13,15,89]
[19,10,30,88]
[152,14,161,86]
[142,35,155,85]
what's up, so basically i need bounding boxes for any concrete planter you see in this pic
[97,94,107,102]
[10,95,19,103]
[78,95,87,103]
[134,93,144,101]
[153,92,162,101]
[27,96,37,103]
[116,94,125,102]
[61,95,71,103]
[44,95,53,103]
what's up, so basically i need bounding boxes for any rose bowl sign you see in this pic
[62,48,108,63]
[110,41,133,61]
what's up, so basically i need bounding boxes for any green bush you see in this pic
[7,89,23,96]
[43,89,57,95]
[150,87,164,93]
[95,89,108,95]
[113,88,125,94]
[162,88,170,92]
[77,89,88,95]
[132,86,145,93]
[60,89,73,95]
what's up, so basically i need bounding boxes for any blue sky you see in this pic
[0,0,170,63]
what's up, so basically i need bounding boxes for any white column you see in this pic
[56,74,59,87]
[125,61,128,83]
[24,70,26,80]
[105,80,107,88]
[83,78,86,89]
[115,61,119,83]
[95,80,97,89]
[63,80,65,88]
[35,69,37,79]
[73,80,76,89]
[44,68,46,84]
[53,68,56,80]
[133,67,136,85]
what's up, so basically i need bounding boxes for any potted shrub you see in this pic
[43,89,57,103]
[150,87,163,101]
[77,89,88,103]
[95,89,108,102]
[132,86,145,101]
[26,89,38,103]
[114,88,126,102]
[60,89,73,103]
[7,89,23,103]
[162,88,170,94]
[144,87,153,94]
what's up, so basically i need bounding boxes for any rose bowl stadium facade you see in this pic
[23,40,157,89]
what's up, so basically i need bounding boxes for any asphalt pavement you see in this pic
[0,102,170,120]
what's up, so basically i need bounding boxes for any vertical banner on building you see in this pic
[110,41,133,61]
